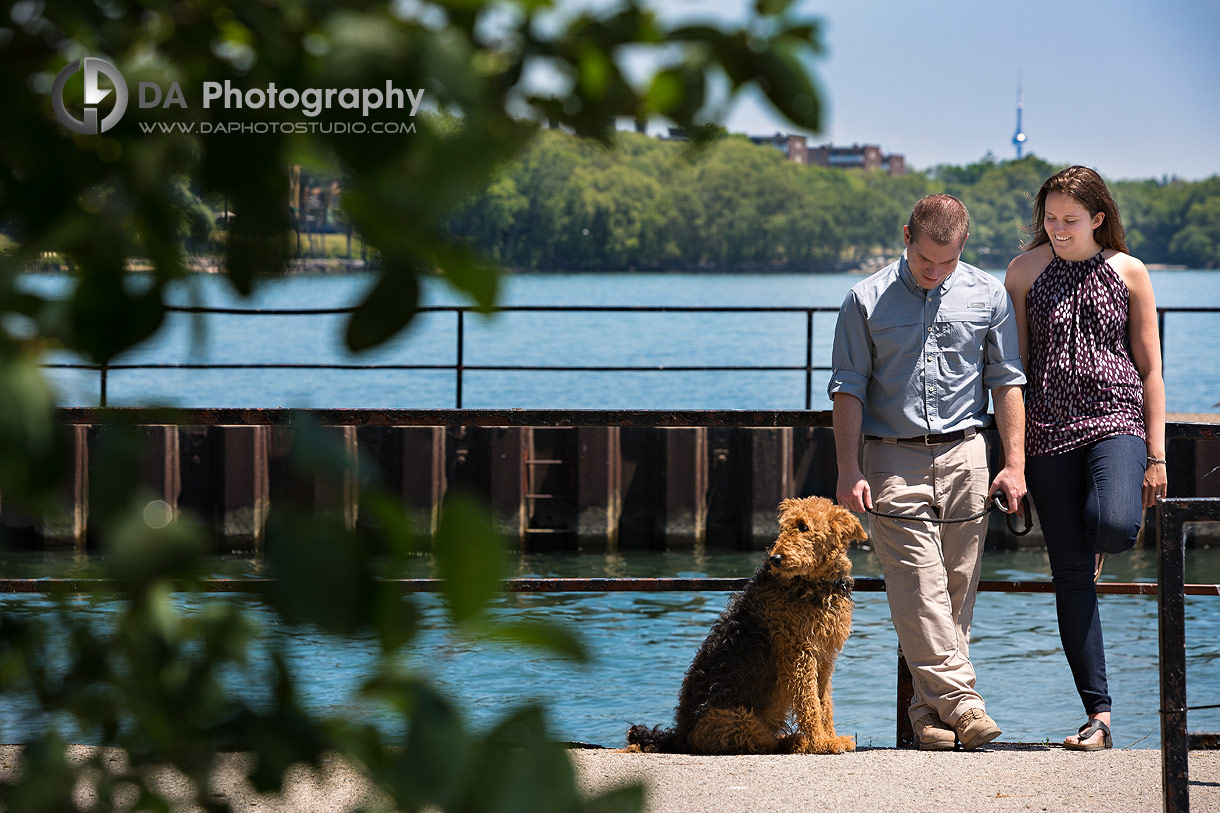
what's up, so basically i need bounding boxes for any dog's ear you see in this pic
[831,504,868,543]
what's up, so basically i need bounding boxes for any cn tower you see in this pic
[1013,78,1027,158]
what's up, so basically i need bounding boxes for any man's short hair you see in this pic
[907,194,970,246]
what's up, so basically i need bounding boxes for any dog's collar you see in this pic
[788,575,854,600]
[823,576,853,596]
[828,576,853,595]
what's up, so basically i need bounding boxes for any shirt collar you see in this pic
[899,250,957,297]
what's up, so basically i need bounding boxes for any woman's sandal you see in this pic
[1063,718,1113,751]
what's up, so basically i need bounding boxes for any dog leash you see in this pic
[866,493,1032,536]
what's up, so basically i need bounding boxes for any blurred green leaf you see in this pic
[643,69,683,114]
[67,258,167,366]
[0,356,65,509]
[103,504,206,596]
[264,511,374,634]
[585,784,647,813]
[462,705,583,813]
[755,0,796,15]
[578,44,612,99]
[434,490,507,626]
[746,40,823,131]
[359,490,422,558]
[432,241,500,312]
[343,262,420,352]
[198,602,257,665]
[0,732,77,811]
[395,681,471,811]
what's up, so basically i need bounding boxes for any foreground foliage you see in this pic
[0,0,828,809]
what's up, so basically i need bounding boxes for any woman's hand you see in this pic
[1143,460,1168,508]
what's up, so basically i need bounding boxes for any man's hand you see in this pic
[989,384,1027,516]
[837,468,873,513]
[988,465,1027,516]
[832,393,871,513]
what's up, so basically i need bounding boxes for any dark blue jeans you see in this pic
[1027,434,1146,715]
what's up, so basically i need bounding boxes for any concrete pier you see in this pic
[5,409,1217,553]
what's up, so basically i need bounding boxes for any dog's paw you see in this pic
[831,734,856,753]
[777,733,808,754]
[819,735,856,754]
[801,735,856,755]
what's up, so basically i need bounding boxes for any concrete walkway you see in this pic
[573,744,1220,813]
[3,743,1218,812]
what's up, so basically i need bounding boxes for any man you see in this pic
[828,194,1026,751]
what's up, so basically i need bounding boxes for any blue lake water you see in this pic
[2,545,1218,750]
[7,269,1220,749]
[21,269,1220,413]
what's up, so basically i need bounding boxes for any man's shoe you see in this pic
[955,708,1001,751]
[913,713,956,750]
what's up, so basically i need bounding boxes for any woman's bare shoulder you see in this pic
[1105,250,1155,296]
[1006,243,1052,287]
[1104,249,1148,275]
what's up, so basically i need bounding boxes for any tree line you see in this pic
[445,130,1220,271]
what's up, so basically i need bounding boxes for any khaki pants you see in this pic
[863,432,991,727]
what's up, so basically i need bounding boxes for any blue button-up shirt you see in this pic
[827,252,1026,438]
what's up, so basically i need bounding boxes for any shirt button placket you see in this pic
[925,303,937,428]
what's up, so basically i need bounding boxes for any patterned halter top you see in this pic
[1024,249,1145,456]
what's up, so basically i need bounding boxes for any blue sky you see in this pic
[644,0,1220,180]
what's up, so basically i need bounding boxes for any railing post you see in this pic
[1158,308,1166,366]
[805,309,814,410]
[1158,497,1189,813]
[99,363,108,408]
[455,308,465,409]
[896,647,915,748]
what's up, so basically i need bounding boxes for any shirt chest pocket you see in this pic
[936,310,990,372]
[869,315,924,379]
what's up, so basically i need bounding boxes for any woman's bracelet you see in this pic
[1147,456,1167,466]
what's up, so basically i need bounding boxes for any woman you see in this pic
[1005,166,1167,751]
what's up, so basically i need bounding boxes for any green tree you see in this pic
[1169,196,1220,268]
[445,138,1220,271]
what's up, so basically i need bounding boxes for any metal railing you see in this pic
[43,304,837,409]
[40,304,1215,410]
[1157,497,1220,813]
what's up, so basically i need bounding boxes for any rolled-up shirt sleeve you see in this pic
[982,287,1027,389]
[827,290,872,403]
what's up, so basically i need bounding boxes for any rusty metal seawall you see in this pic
[9,409,1220,553]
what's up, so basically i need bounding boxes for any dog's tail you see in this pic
[626,724,680,753]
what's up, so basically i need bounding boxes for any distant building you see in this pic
[749,133,906,176]
[747,132,809,164]
[807,142,906,175]
[657,128,906,175]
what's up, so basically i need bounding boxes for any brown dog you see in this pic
[627,496,865,754]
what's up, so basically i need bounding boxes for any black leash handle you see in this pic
[867,493,1032,536]
[991,492,1033,536]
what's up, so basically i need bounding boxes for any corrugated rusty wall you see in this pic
[4,420,1218,553]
